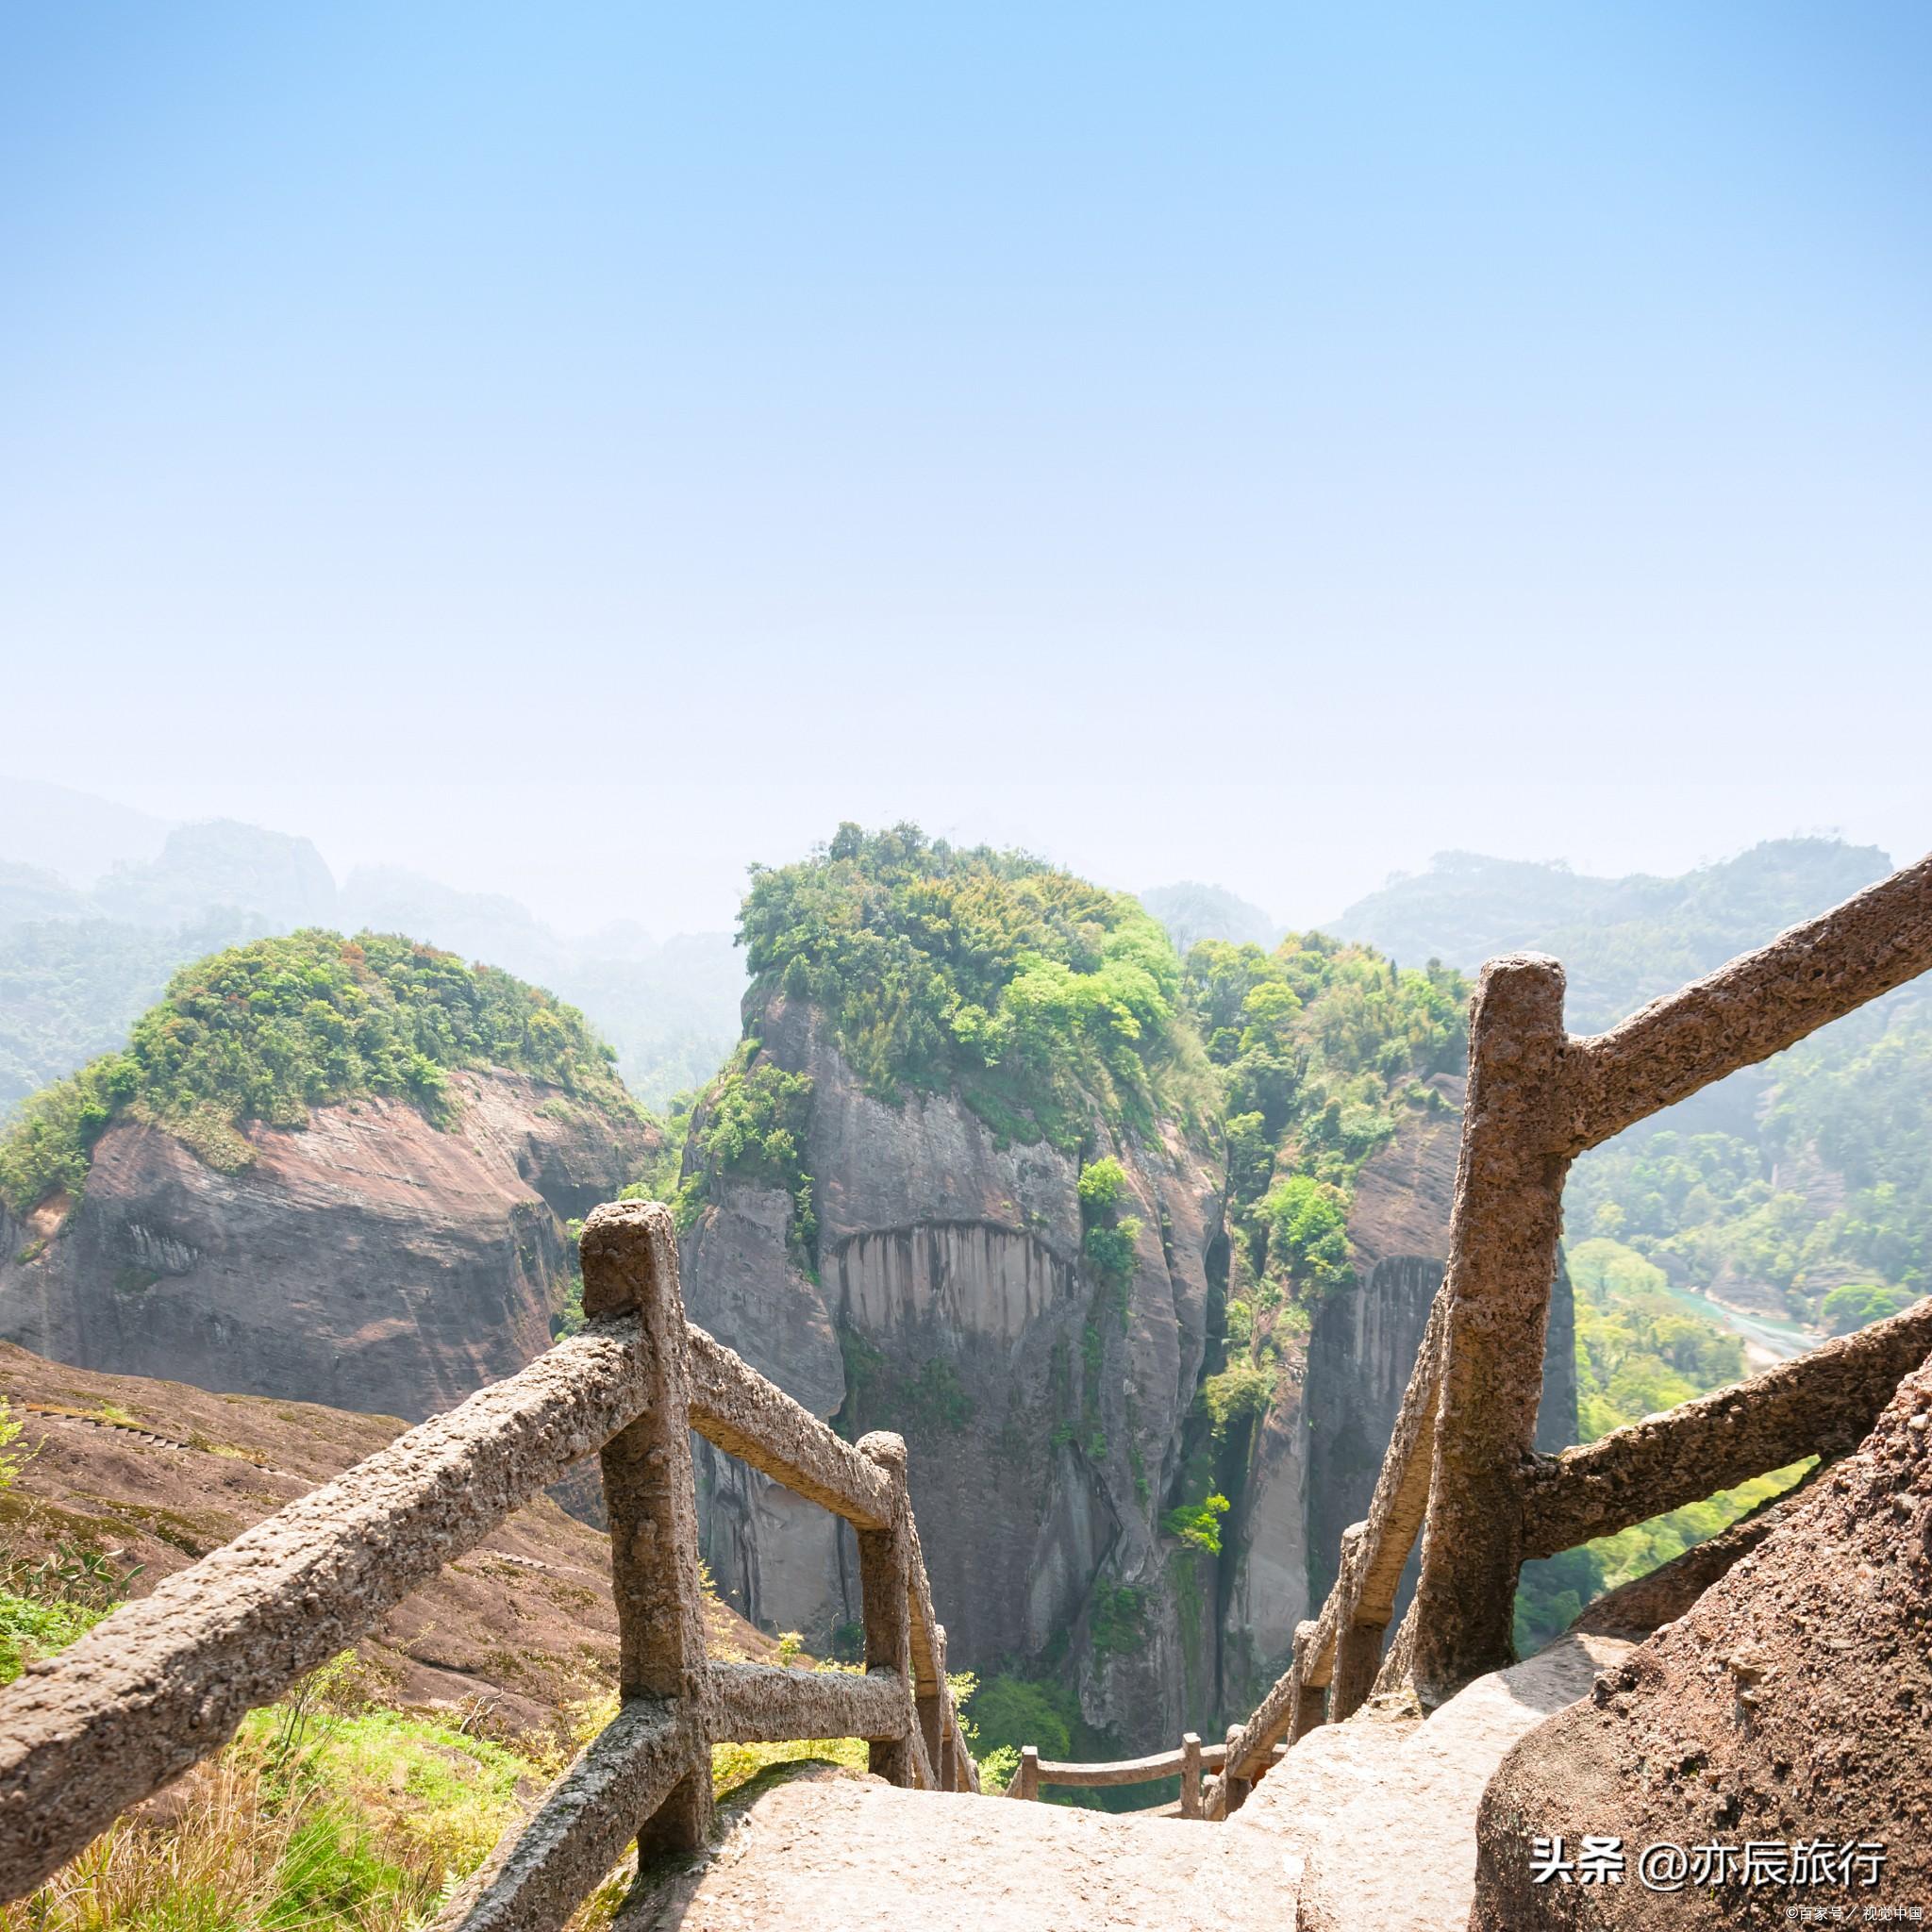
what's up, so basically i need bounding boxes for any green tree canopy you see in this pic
[0,930,632,1214]
[737,823,1206,1147]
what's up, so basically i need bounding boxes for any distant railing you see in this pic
[0,1201,974,1928]
[1006,1735,1285,1814]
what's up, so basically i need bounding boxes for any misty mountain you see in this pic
[0,789,743,1114]
[1139,880,1282,956]
[0,776,170,887]
[1332,838,1930,1322]
[1331,840,1890,1031]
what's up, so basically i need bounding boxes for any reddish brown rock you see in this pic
[0,1072,652,1422]
[0,1338,779,1738]
[1471,1351,1932,1927]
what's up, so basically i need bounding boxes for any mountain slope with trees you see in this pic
[1334,839,1930,1324]
[0,932,653,1421]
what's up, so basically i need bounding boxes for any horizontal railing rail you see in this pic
[0,1199,975,1925]
[1007,1736,1289,1817]
[1520,1295,1932,1558]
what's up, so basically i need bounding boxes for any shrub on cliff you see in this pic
[0,929,636,1214]
[737,822,1208,1147]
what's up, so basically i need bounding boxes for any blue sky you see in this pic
[3,3,1928,934]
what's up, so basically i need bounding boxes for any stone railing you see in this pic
[1189,851,1932,1818]
[0,1200,974,1925]
[1005,1735,1287,1814]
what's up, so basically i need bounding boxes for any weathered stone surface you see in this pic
[1307,1081,1576,1610]
[1409,955,1573,1705]
[587,1203,713,1855]
[0,1337,713,1734]
[1238,1632,1633,1932]
[708,1661,910,1745]
[437,1697,690,1932]
[0,1072,651,1422]
[617,1774,1291,1931]
[688,1325,893,1529]
[1471,1356,1932,1928]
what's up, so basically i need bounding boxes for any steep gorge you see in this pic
[680,992,1224,1744]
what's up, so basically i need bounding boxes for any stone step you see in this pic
[618,1634,1631,1931]
[1234,1632,1633,1931]
[618,1771,1296,1931]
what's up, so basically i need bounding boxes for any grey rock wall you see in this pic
[678,996,1230,1748]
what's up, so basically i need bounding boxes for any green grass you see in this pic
[0,1591,106,1685]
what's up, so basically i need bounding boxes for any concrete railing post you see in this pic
[1179,1732,1203,1819]
[1407,955,1571,1707]
[1014,1745,1041,1801]
[1327,1520,1383,1724]
[581,1202,714,1857]
[921,1623,949,1790]
[856,1432,917,1785]
[1328,1617,1386,1724]
[1221,1724,1251,1813]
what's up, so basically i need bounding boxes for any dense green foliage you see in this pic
[738,823,1208,1150]
[1179,933,1469,1446]
[1514,1237,1809,1652]
[674,1044,817,1253]
[1568,986,1932,1321]
[1568,1238,1744,1439]
[1821,1280,1918,1334]
[1160,1492,1230,1556]
[0,930,636,1215]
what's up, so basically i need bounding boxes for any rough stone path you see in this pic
[618,1634,1631,1932]
[1236,1632,1634,1930]
[618,1774,1290,1931]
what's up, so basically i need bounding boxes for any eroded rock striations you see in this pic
[680,996,1224,1746]
[0,1072,651,1421]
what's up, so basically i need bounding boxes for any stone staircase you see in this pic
[618,1632,1637,1931]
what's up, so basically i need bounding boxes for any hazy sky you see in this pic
[4,3,1929,937]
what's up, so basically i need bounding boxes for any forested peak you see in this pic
[1180,933,1468,1083]
[734,822,1204,1149]
[1335,837,1894,1030]
[0,929,634,1215]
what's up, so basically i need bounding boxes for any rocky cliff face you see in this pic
[680,996,1226,1748]
[0,1071,651,1422]
[1252,1077,1576,1651]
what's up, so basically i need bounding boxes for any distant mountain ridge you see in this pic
[1331,840,1891,1030]
[1139,880,1283,957]
[1330,839,1930,1326]
[0,785,744,1110]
